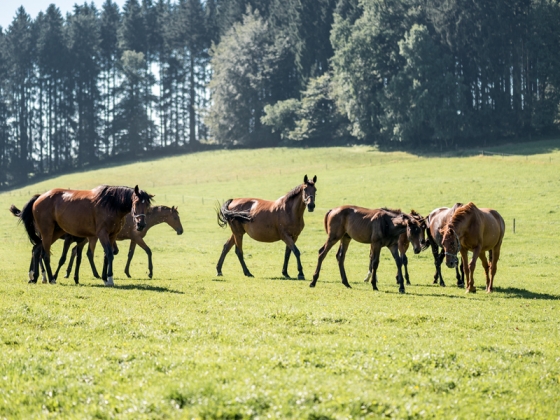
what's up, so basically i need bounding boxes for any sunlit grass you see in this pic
[1,141,559,418]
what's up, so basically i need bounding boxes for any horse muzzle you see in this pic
[307,203,315,212]
[176,228,184,235]
[136,221,146,231]
[445,254,458,268]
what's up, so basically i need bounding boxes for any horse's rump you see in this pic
[217,199,253,228]
[11,194,41,245]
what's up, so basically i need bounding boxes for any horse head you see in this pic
[165,206,184,235]
[410,210,429,251]
[302,175,317,212]
[441,226,460,268]
[404,212,425,254]
[132,185,154,231]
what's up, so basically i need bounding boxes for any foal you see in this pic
[216,175,317,279]
[62,206,183,281]
[310,206,425,293]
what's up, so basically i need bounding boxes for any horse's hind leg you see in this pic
[216,235,235,276]
[488,248,500,293]
[336,236,352,288]
[54,236,73,281]
[233,234,253,277]
[73,242,85,284]
[368,244,382,291]
[310,238,338,288]
[87,238,101,278]
[65,246,77,278]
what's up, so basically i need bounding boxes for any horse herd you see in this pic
[10,175,506,294]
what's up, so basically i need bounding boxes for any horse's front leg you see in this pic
[282,246,292,278]
[281,234,305,280]
[460,248,473,293]
[54,236,73,281]
[98,232,115,287]
[135,238,153,279]
[389,244,405,294]
[369,244,382,291]
[73,241,86,285]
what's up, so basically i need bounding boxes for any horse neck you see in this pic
[283,189,306,219]
[145,208,168,230]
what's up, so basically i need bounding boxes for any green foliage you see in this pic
[207,9,289,146]
[1,143,560,417]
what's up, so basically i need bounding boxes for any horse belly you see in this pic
[244,223,280,243]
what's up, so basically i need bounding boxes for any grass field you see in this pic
[1,141,559,419]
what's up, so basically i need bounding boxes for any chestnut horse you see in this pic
[216,175,317,279]
[441,202,505,293]
[14,185,152,286]
[62,205,183,281]
[426,203,465,287]
[310,206,425,293]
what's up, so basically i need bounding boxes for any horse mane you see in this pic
[381,207,402,215]
[284,184,305,201]
[448,202,478,230]
[92,185,152,213]
[149,205,175,214]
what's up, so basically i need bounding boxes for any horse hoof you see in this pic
[148,274,153,279]
[49,280,57,285]
[28,279,37,284]
[245,273,254,278]
[216,272,223,277]
[64,275,70,279]
[399,289,405,294]
[42,279,48,284]
[466,288,476,293]
[458,283,465,288]
[440,283,446,287]
[309,282,316,288]
[297,275,305,280]
[104,277,114,287]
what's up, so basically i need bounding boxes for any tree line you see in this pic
[1,0,560,187]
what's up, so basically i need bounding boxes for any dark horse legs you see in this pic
[281,234,305,280]
[309,236,339,288]
[216,233,254,277]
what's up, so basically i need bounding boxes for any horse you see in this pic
[14,185,153,286]
[310,206,425,293]
[441,202,505,293]
[393,210,428,285]
[426,203,465,287]
[62,205,183,280]
[216,175,317,279]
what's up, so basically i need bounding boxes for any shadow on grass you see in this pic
[493,286,560,300]
[77,282,184,294]
[266,276,306,281]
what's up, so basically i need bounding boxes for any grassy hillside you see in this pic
[1,141,559,418]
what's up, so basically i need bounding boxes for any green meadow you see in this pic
[1,141,559,419]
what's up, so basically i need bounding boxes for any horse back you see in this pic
[325,206,378,244]
[480,208,506,247]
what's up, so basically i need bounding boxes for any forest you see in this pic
[1,0,560,187]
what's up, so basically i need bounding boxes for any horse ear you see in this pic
[134,185,139,195]
[313,175,317,183]
[304,174,308,183]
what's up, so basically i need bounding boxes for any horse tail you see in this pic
[11,194,41,245]
[216,199,252,228]
[323,209,332,233]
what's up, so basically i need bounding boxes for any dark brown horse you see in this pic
[62,205,183,280]
[216,175,317,279]
[441,202,505,293]
[387,210,428,285]
[310,206,425,293]
[426,203,465,287]
[14,185,153,286]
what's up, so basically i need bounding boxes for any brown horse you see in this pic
[216,175,317,279]
[426,203,465,287]
[62,205,183,280]
[15,185,153,286]
[310,206,425,293]
[441,202,505,293]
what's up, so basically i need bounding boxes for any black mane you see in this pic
[285,184,304,201]
[92,185,152,213]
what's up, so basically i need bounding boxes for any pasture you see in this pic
[1,142,559,419]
